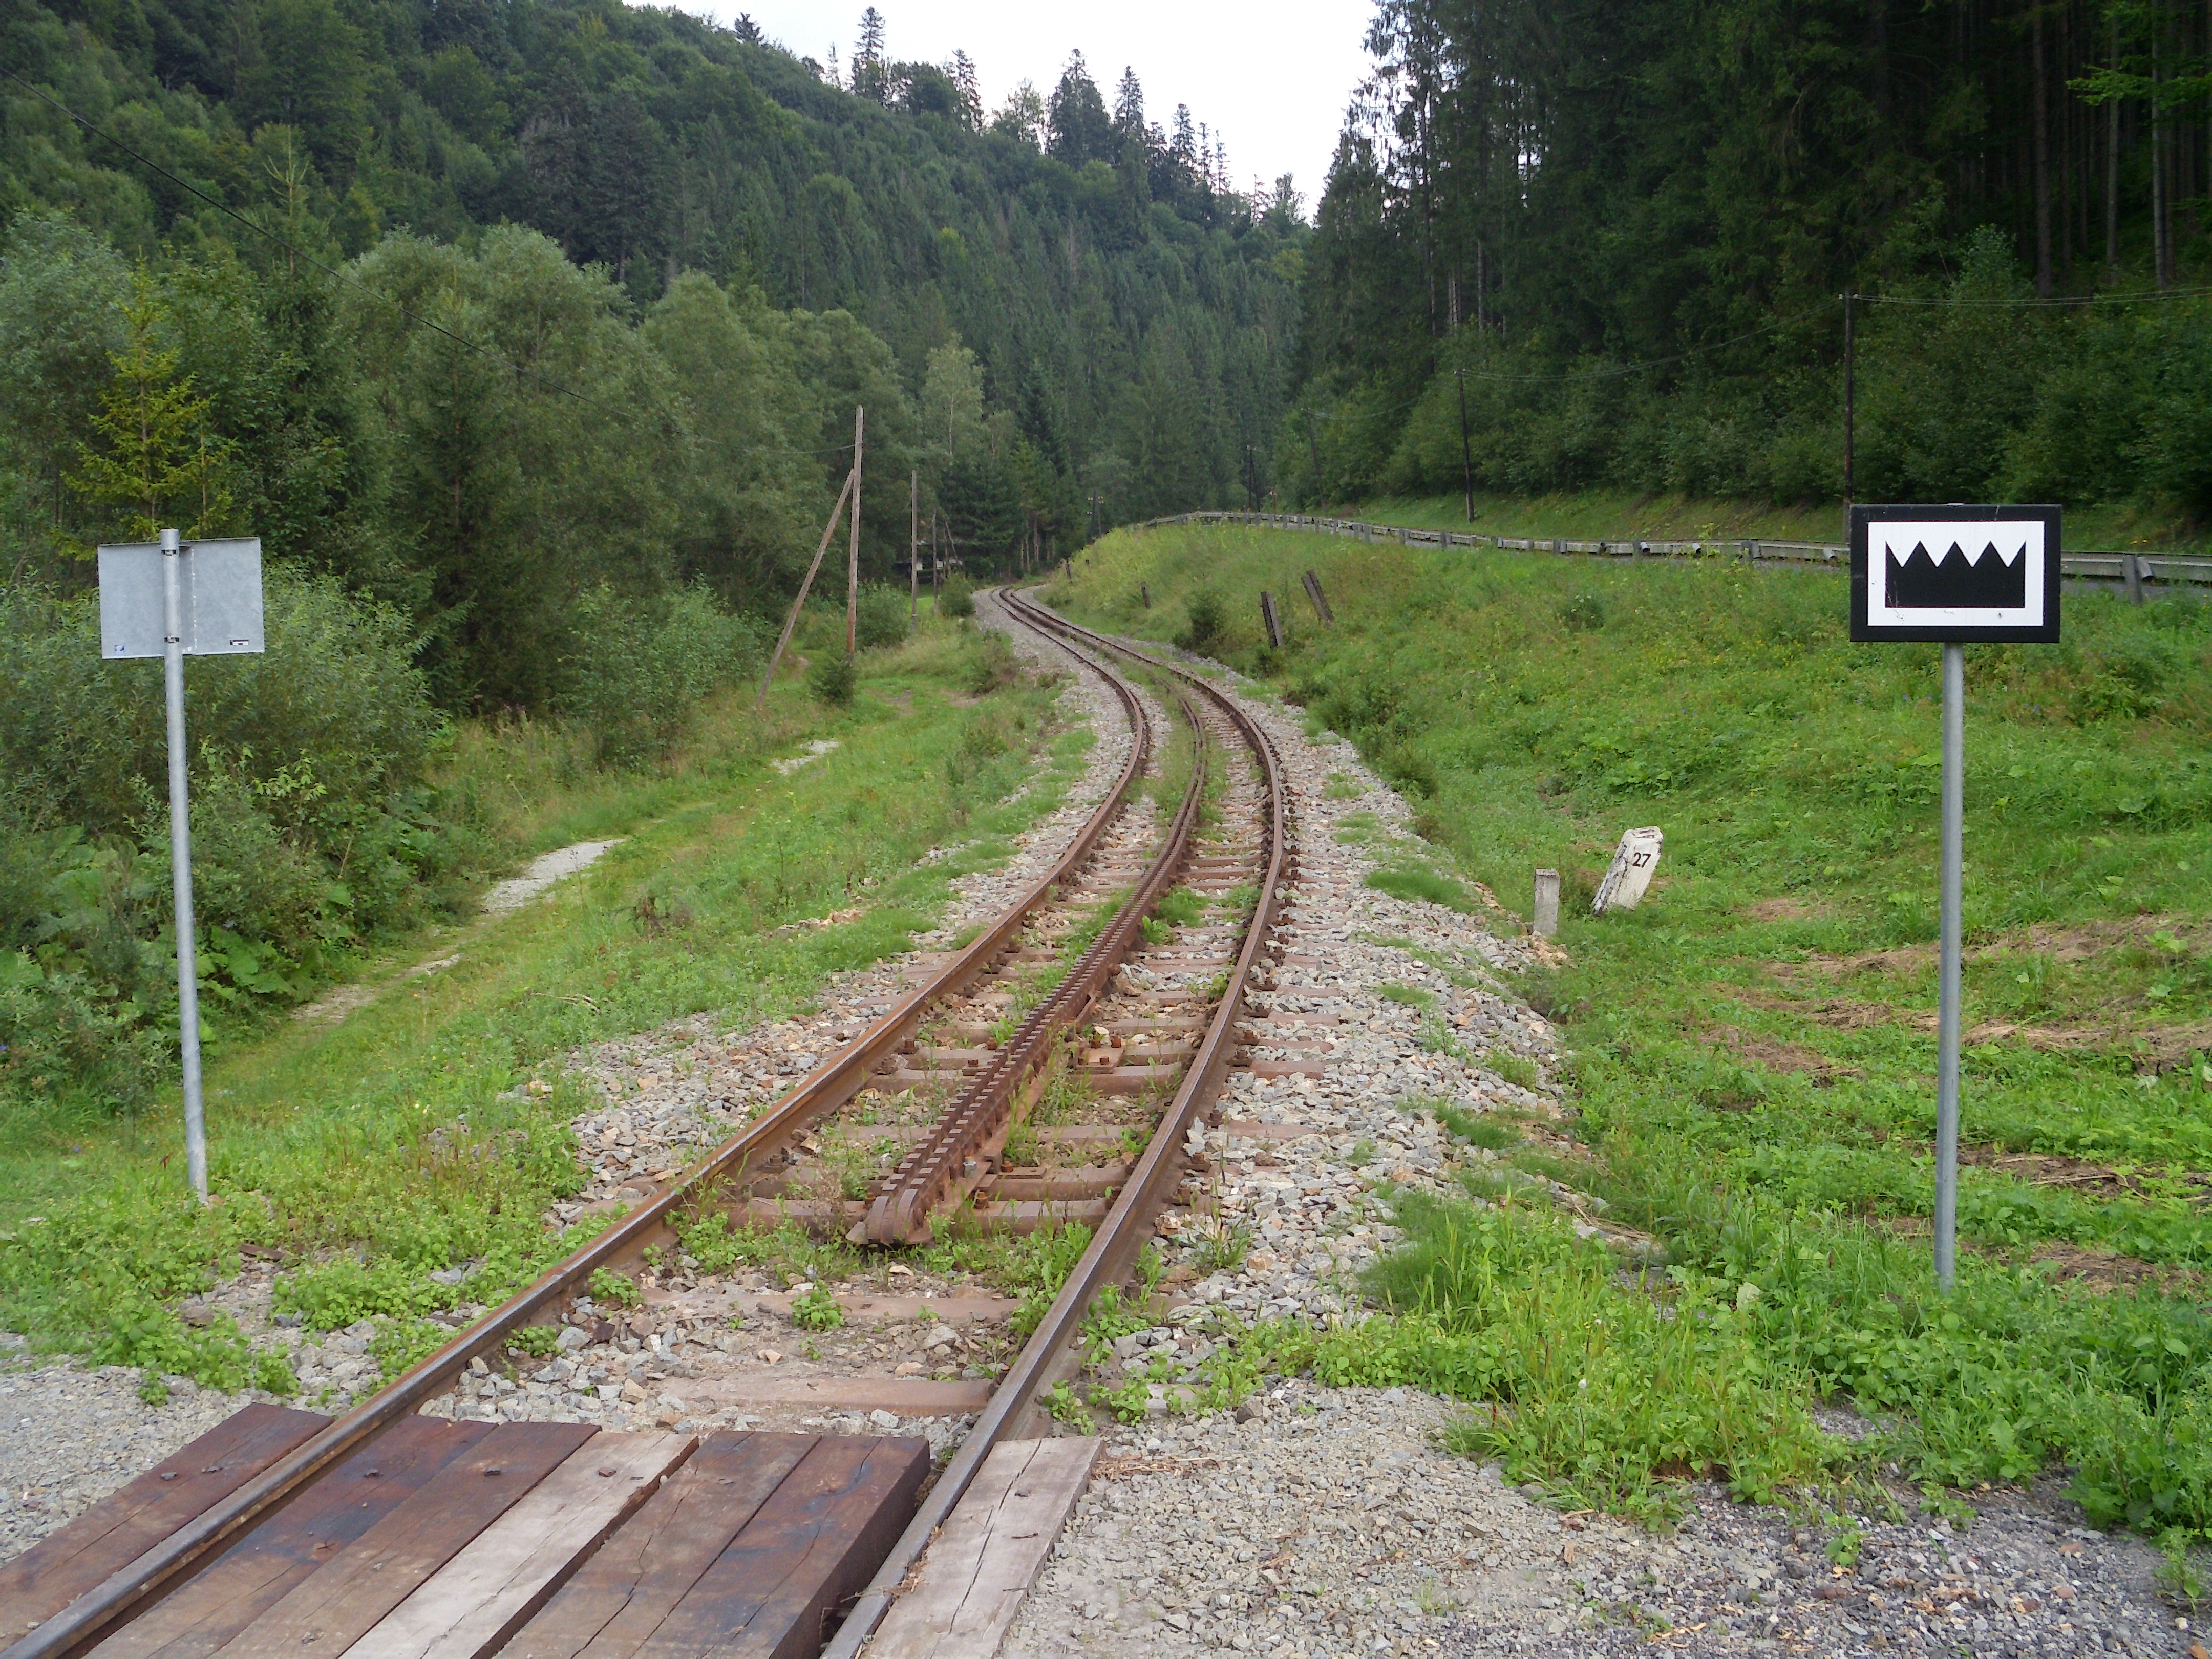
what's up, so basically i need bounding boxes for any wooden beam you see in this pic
[90,1419,494,1659]
[499,1435,818,1659]
[0,1405,328,1644]
[865,1437,1101,1659]
[756,467,855,712]
[208,1422,597,1659]
[341,1432,693,1659]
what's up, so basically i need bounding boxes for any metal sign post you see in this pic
[1851,504,2059,1289]
[98,531,265,1203]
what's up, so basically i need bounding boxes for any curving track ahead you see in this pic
[2,590,1293,1659]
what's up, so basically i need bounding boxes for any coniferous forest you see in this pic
[1289,0,2212,521]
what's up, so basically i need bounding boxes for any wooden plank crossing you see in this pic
[1,1404,328,1644]
[866,1438,1100,1659]
[4,1412,930,1659]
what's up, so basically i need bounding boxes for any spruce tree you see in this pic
[70,268,233,540]
[852,8,887,102]
[1112,67,1144,140]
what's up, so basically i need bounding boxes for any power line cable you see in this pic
[0,67,857,461]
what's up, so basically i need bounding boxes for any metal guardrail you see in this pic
[1131,511,2212,594]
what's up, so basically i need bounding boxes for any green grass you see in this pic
[0,615,1091,1394]
[1057,518,2212,1543]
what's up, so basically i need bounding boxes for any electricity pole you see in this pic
[846,405,864,655]
[1842,293,1856,513]
[909,468,919,626]
[1455,368,1473,522]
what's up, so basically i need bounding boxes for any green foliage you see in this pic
[1044,1378,1094,1429]
[508,1325,560,1358]
[1177,590,1228,655]
[588,1267,642,1309]
[853,585,911,651]
[790,1284,845,1330]
[1365,869,1478,911]
[1194,1212,1252,1274]
[807,651,857,707]
[1436,1101,1520,1152]
[1290,7,2208,523]
[562,586,765,767]
[0,571,465,1111]
[935,577,976,620]
[1356,1195,1842,1520]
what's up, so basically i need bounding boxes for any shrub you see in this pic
[937,576,975,619]
[0,572,459,1111]
[1178,589,1227,654]
[854,583,911,649]
[806,650,856,706]
[561,583,763,767]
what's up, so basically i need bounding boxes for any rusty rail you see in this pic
[821,588,1291,1659]
[862,689,1208,1244]
[1,598,1159,1659]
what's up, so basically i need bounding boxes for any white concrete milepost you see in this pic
[97,531,265,1203]
[1849,504,2060,1290]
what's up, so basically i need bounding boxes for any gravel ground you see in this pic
[0,1345,260,1560]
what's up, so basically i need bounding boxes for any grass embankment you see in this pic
[0,608,1083,1397]
[1286,489,2208,557]
[1053,522,2212,1557]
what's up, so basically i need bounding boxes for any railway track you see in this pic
[3,590,1294,1659]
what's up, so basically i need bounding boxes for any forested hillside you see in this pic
[0,0,1302,1112]
[3,0,1304,611]
[1290,0,2212,525]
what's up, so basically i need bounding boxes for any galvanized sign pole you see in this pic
[1851,505,2059,1289]
[1934,641,1965,1287]
[99,531,265,1203]
[159,528,208,1201]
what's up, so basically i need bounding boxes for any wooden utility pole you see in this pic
[908,469,919,626]
[846,405,864,655]
[1455,369,1473,522]
[758,467,856,710]
[1842,293,1856,509]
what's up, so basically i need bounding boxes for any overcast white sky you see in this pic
[670,0,1376,211]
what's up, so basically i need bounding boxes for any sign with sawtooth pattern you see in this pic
[1849,505,2061,643]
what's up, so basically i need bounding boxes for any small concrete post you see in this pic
[1532,869,1560,937]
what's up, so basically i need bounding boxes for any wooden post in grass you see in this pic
[1140,582,1151,608]
[909,469,919,627]
[1301,570,1334,625]
[758,466,855,711]
[1259,591,1284,650]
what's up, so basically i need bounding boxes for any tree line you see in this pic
[1286,0,2211,526]
[2,0,1308,659]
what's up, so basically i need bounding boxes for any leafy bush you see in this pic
[560,584,763,767]
[806,650,856,706]
[937,576,976,619]
[854,583,911,650]
[1177,589,1227,654]
[0,571,464,1110]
